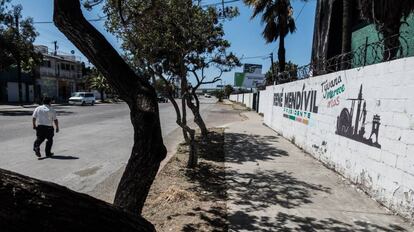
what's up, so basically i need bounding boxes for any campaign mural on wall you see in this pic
[335,85,381,148]
[321,75,345,108]
[273,84,319,125]
[271,75,381,148]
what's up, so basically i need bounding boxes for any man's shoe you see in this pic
[33,147,41,158]
[46,153,54,157]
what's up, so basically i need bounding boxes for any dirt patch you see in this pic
[142,128,227,232]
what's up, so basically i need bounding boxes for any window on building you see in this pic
[42,60,51,67]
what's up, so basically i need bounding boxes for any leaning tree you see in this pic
[1,0,169,230]
[105,0,239,168]
[53,0,167,215]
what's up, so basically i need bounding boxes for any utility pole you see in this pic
[221,0,226,17]
[15,13,23,105]
[53,41,58,56]
[270,52,276,85]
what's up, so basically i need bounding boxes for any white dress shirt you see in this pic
[32,105,57,126]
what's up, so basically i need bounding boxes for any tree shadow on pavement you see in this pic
[228,212,408,231]
[0,110,36,116]
[182,162,228,232]
[225,133,407,231]
[225,133,288,164]
[0,110,74,116]
[181,206,228,232]
[186,162,226,201]
[198,131,226,162]
[227,169,331,211]
[38,155,79,160]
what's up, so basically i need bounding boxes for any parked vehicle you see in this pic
[204,94,212,98]
[157,95,168,103]
[69,92,96,106]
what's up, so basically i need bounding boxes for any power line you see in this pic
[240,55,269,60]
[201,0,241,7]
[295,1,307,21]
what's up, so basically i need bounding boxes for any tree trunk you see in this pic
[341,0,352,69]
[179,70,201,167]
[32,69,39,104]
[53,0,166,216]
[187,93,208,139]
[114,100,166,215]
[0,168,155,232]
[278,36,286,73]
[160,76,198,169]
[186,130,197,168]
[381,23,401,61]
[17,58,23,104]
[100,88,105,101]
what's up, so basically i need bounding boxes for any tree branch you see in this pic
[0,168,155,232]
[53,0,154,103]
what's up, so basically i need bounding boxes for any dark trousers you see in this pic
[34,125,54,155]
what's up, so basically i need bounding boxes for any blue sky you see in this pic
[13,0,316,87]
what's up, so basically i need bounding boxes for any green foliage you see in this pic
[265,60,298,85]
[104,0,240,86]
[244,0,304,72]
[154,78,168,95]
[244,0,297,43]
[212,89,224,102]
[223,84,234,97]
[86,68,111,94]
[0,0,41,71]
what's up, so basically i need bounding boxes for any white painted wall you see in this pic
[258,90,269,114]
[260,57,414,221]
[230,93,254,109]
[229,94,237,102]
[243,93,253,109]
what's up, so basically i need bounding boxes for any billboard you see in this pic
[243,64,262,74]
[234,72,265,88]
[234,63,265,88]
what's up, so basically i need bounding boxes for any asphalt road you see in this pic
[0,97,217,198]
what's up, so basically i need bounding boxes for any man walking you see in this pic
[32,97,59,158]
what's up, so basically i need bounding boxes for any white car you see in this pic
[69,92,96,106]
[204,94,212,98]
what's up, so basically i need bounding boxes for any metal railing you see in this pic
[293,32,412,80]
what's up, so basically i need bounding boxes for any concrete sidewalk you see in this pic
[224,111,413,231]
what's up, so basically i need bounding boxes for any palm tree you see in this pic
[244,0,297,76]
[87,70,109,101]
[359,0,414,61]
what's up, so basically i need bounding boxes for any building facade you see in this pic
[0,45,86,103]
[0,69,34,103]
[35,45,85,103]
